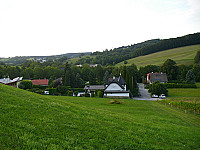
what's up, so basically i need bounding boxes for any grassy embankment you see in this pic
[116,45,200,67]
[0,84,200,149]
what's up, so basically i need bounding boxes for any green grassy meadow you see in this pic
[116,45,200,67]
[168,88,200,98]
[0,84,200,149]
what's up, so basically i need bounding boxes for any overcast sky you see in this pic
[0,0,200,57]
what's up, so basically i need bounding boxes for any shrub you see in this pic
[67,91,73,96]
[149,81,168,96]
[74,91,78,96]
[109,99,124,104]
[95,89,100,96]
[49,88,57,95]
[57,85,68,95]
[97,90,104,98]
[186,70,195,83]
[80,94,85,97]
[91,92,95,97]
[85,93,90,97]
[145,84,150,89]
[19,80,33,90]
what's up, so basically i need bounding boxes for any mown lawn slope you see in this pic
[116,44,200,67]
[0,84,200,149]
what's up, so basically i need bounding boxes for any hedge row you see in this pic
[48,88,84,95]
[165,83,197,88]
[33,85,48,89]
[145,83,197,89]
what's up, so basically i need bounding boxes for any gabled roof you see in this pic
[118,75,126,86]
[31,79,49,86]
[105,75,126,91]
[148,73,168,82]
[106,76,126,87]
[0,77,23,84]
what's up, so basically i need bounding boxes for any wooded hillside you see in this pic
[76,33,200,66]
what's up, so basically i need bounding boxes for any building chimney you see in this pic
[7,76,10,83]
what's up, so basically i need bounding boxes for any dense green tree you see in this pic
[186,70,195,83]
[81,64,90,81]
[21,68,34,79]
[148,81,168,96]
[177,65,191,81]
[33,67,44,79]
[117,64,138,96]
[6,66,20,79]
[89,69,96,85]
[18,80,33,90]
[194,51,200,64]
[0,65,6,78]
[103,71,111,84]
[63,62,71,86]
[192,63,200,82]
[160,59,178,81]
[74,73,82,88]
[95,65,104,84]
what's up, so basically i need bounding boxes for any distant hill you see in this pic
[74,32,200,66]
[116,44,200,67]
[0,52,91,65]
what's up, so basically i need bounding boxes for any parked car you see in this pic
[152,94,159,98]
[159,94,166,99]
[44,91,49,95]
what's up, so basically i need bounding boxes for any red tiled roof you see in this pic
[31,79,48,86]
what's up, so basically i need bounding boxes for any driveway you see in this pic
[133,83,158,101]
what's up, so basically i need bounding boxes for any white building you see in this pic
[104,75,130,98]
[0,76,23,88]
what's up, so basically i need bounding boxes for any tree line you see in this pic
[1,50,199,97]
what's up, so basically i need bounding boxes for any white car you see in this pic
[44,91,49,95]
[159,94,166,99]
[152,94,159,98]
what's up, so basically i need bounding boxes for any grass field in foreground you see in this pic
[0,84,200,149]
[116,44,200,67]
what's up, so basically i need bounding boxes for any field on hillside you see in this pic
[68,55,96,65]
[116,45,200,67]
[0,84,200,149]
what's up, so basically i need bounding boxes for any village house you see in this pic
[0,76,23,88]
[84,85,105,93]
[104,75,130,98]
[147,72,168,84]
[76,64,98,68]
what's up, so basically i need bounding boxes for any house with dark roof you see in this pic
[31,79,49,86]
[147,72,168,84]
[0,76,23,88]
[104,75,130,98]
[84,85,105,93]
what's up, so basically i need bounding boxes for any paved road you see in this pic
[133,83,158,101]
